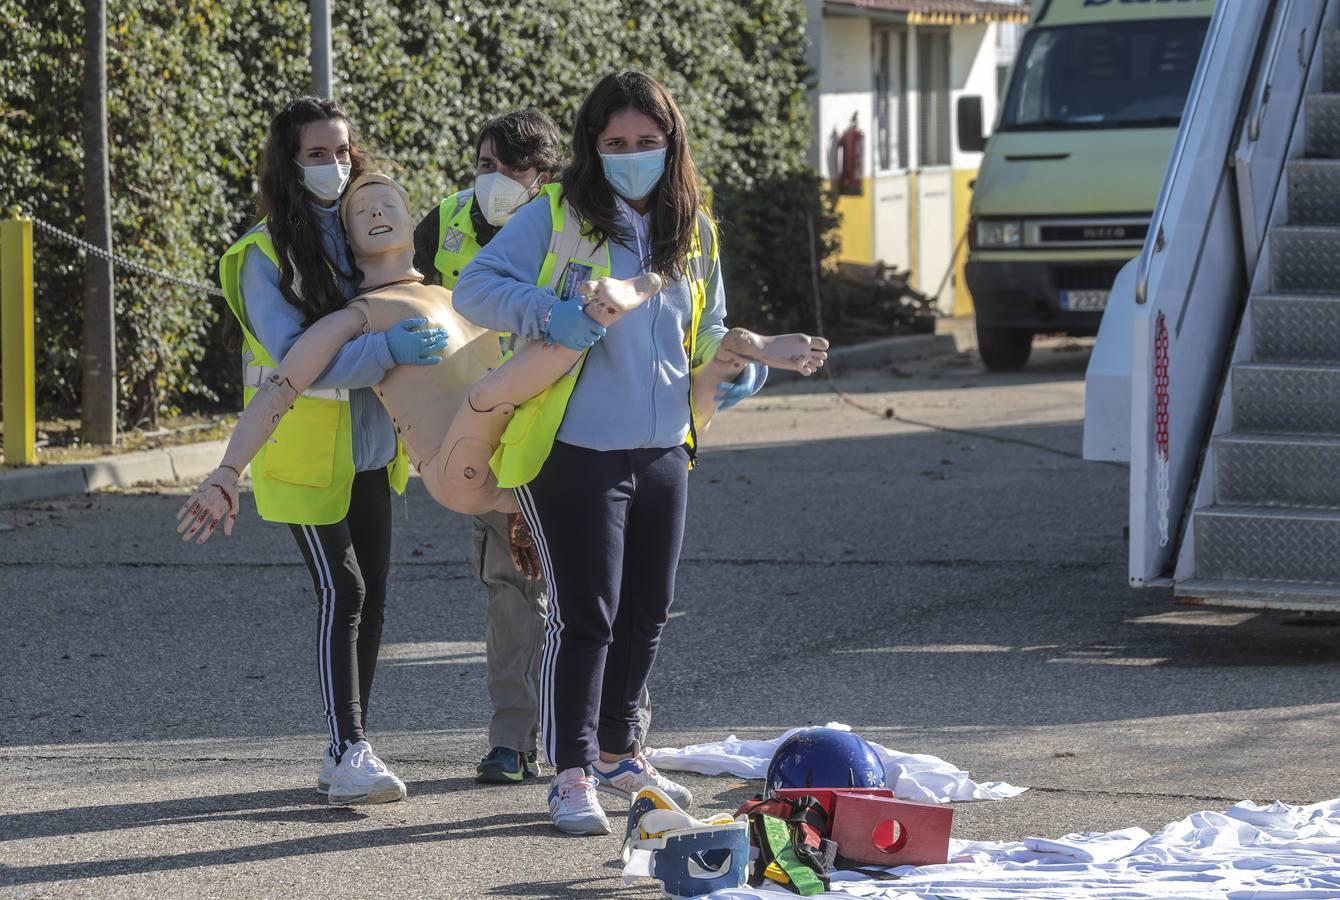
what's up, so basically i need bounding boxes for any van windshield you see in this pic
[1000,19,1209,131]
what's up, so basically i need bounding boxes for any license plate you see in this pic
[1061,290,1109,311]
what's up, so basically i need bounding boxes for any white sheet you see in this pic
[704,798,1340,899]
[646,723,1026,803]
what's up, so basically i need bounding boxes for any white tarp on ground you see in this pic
[704,798,1340,899]
[646,723,1026,803]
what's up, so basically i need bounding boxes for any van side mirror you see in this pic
[957,95,986,153]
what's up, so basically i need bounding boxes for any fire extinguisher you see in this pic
[836,113,865,196]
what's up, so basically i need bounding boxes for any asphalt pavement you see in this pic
[3,338,1338,898]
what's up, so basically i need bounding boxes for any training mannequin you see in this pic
[178,174,829,542]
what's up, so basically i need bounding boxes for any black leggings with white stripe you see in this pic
[289,469,392,759]
[516,441,689,772]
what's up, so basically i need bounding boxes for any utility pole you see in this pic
[310,0,333,98]
[81,0,116,445]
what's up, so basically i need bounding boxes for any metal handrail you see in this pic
[1248,0,1299,141]
[1135,5,1235,305]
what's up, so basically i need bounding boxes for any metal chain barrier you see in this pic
[1154,312,1172,548]
[29,214,224,298]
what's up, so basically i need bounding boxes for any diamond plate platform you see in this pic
[1305,94,1340,158]
[1233,361,1340,434]
[1271,226,1340,293]
[1175,578,1340,612]
[1195,506,1340,583]
[1215,433,1340,508]
[1252,293,1340,362]
[1288,160,1340,224]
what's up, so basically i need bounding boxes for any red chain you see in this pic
[1154,313,1170,461]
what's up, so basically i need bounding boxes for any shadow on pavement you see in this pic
[0,776,483,844]
[0,797,549,887]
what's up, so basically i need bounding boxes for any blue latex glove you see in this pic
[386,316,448,365]
[715,363,769,411]
[544,300,607,350]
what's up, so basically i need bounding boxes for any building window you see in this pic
[918,30,952,167]
[874,28,908,171]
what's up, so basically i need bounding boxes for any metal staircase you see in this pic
[1088,2,1340,611]
[1177,27,1340,610]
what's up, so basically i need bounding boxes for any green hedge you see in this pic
[0,0,838,426]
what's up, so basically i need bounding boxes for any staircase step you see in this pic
[1253,293,1340,362]
[1175,577,1340,611]
[1288,160,1340,224]
[1305,94,1340,158]
[1233,361,1340,434]
[1271,226,1340,293]
[1215,433,1340,508]
[1327,31,1340,94]
[1195,505,1340,583]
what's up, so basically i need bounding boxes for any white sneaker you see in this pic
[326,741,407,806]
[592,753,693,808]
[548,767,611,835]
[317,745,337,796]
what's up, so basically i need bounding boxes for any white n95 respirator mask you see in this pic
[474,172,537,226]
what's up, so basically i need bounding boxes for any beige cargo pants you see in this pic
[473,510,650,753]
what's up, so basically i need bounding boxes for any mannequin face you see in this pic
[344,182,413,258]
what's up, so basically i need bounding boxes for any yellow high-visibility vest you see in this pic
[433,190,483,290]
[489,183,713,488]
[218,226,409,525]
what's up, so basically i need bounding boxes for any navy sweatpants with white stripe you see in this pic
[516,441,689,772]
[289,469,392,759]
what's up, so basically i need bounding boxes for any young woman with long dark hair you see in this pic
[217,96,446,806]
[452,71,769,834]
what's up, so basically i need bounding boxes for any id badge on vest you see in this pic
[557,260,594,301]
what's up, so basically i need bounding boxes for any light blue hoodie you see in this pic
[453,195,737,451]
[237,202,397,472]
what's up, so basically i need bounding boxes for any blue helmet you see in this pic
[765,728,886,796]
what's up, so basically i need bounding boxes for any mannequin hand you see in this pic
[386,316,449,365]
[715,363,769,411]
[544,300,606,350]
[176,466,240,544]
[508,513,542,581]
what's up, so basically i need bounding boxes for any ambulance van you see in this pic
[957,0,1216,370]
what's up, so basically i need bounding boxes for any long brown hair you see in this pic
[256,96,371,324]
[561,71,705,280]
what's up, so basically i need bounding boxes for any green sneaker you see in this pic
[476,746,526,784]
[523,750,540,779]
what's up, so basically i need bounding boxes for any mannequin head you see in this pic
[341,173,414,260]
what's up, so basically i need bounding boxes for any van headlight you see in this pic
[976,220,1023,248]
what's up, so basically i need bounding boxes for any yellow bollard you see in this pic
[1,206,36,465]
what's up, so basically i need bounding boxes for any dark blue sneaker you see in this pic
[523,750,540,779]
[476,746,526,784]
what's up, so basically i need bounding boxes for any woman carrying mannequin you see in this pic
[452,70,822,835]
[216,97,446,808]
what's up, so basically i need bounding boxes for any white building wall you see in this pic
[817,14,873,182]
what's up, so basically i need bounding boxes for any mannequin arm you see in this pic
[176,307,368,543]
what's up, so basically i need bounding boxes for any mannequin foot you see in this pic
[718,328,830,376]
[580,273,663,322]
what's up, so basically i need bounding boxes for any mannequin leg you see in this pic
[422,274,663,516]
[692,328,831,430]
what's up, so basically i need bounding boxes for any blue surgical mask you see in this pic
[600,147,668,202]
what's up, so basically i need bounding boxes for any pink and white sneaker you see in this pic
[592,753,693,808]
[548,767,611,835]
